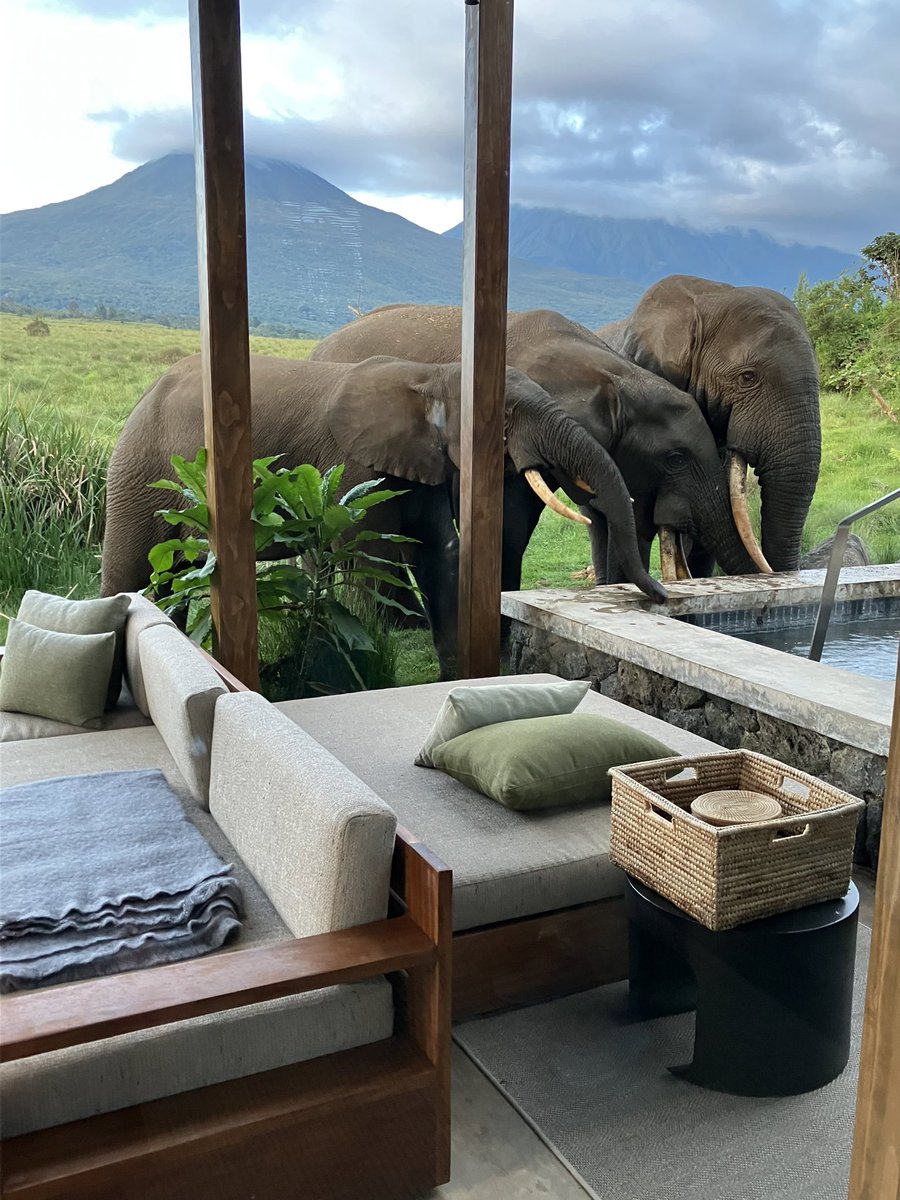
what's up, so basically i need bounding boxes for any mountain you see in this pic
[0,156,643,336]
[445,206,859,296]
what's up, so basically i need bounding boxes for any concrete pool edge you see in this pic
[501,567,897,757]
[501,567,898,868]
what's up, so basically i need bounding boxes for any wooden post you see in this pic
[849,643,900,1200]
[189,0,259,689]
[458,0,514,678]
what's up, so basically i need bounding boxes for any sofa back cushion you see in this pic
[210,692,398,938]
[123,594,176,717]
[139,624,226,806]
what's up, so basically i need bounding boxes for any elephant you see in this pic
[311,306,770,586]
[597,275,821,573]
[100,353,664,680]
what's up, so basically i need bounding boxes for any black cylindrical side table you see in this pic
[625,875,859,1097]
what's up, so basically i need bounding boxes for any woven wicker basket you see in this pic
[608,750,863,931]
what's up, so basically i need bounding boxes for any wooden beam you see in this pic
[457,0,514,678]
[190,0,259,689]
[849,643,900,1200]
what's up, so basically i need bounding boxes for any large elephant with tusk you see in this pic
[100,354,662,680]
[311,306,770,585]
[597,275,821,575]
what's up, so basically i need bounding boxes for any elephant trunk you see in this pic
[732,380,821,572]
[758,450,821,572]
[506,395,667,603]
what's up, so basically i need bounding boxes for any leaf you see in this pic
[342,488,408,512]
[339,477,386,506]
[322,503,356,542]
[149,478,190,494]
[322,463,346,504]
[148,538,188,573]
[354,585,422,617]
[170,451,208,502]
[286,464,326,517]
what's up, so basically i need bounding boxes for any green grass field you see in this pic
[2,310,898,686]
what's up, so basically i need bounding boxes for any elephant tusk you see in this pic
[729,453,773,573]
[575,477,596,495]
[659,526,691,581]
[525,469,591,525]
[675,532,693,580]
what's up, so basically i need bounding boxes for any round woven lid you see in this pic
[690,789,783,827]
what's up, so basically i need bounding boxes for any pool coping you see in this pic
[501,567,899,758]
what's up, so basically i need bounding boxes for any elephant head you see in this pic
[326,356,667,602]
[601,275,821,572]
[506,314,770,582]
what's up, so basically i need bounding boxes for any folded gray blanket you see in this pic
[0,769,243,992]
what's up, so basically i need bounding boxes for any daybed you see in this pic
[277,676,722,1017]
[0,611,451,1200]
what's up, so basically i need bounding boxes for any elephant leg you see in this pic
[400,486,461,681]
[587,511,610,584]
[499,477,544,662]
[686,541,717,579]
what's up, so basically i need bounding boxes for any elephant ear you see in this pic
[623,275,705,391]
[326,356,460,485]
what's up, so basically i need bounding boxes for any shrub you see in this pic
[0,404,106,610]
[146,450,419,699]
[24,318,50,337]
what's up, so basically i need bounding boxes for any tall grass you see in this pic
[0,404,107,622]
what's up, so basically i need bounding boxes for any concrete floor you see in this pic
[432,871,879,1200]
[431,1047,593,1200]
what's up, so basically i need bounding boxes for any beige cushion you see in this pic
[415,678,590,767]
[0,978,393,1137]
[210,692,398,938]
[123,593,176,717]
[278,674,725,931]
[16,590,131,708]
[0,620,115,728]
[139,623,226,805]
[0,685,151,742]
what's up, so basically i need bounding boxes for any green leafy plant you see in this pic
[147,449,419,698]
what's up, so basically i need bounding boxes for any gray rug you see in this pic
[456,928,869,1200]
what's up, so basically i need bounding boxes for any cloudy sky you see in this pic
[1,0,897,251]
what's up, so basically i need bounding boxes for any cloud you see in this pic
[78,0,898,251]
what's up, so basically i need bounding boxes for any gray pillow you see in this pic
[17,590,131,709]
[415,678,591,767]
[0,619,116,728]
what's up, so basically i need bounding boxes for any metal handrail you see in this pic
[808,487,900,661]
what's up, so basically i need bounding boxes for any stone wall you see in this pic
[510,622,887,869]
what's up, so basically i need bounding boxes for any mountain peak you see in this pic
[0,153,644,335]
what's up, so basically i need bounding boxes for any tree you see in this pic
[862,233,900,302]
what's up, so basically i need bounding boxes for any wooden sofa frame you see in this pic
[0,828,452,1200]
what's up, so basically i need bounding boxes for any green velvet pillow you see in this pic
[0,619,116,728]
[415,679,591,768]
[431,713,674,811]
[17,590,131,709]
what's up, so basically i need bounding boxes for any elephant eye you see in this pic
[666,449,689,470]
[739,369,759,386]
